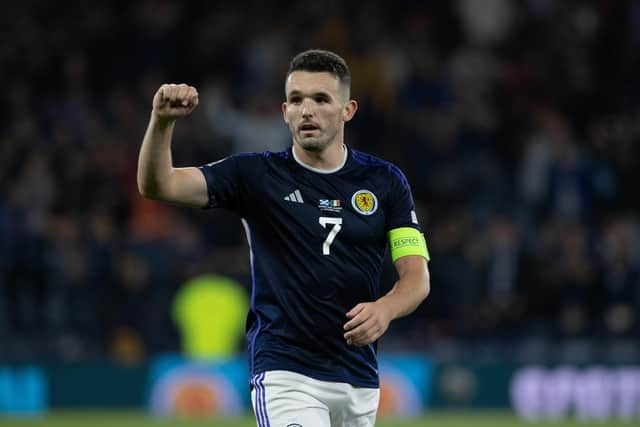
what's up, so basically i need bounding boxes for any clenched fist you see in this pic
[152,83,199,121]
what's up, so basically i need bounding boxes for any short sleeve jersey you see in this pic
[199,146,422,388]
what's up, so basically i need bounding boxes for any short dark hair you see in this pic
[286,49,351,94]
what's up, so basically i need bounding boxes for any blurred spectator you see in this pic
[172,274,248,360]
[203,83,290,153]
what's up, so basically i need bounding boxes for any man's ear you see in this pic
[343,99,358,122]
[282,102,289,124]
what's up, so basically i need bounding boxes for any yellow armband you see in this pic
[388,227,430,262]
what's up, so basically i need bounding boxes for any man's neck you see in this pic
[292,141,347,172]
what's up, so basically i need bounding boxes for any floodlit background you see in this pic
[1,0,639,425]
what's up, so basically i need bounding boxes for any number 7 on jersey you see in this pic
[319,217,343,255]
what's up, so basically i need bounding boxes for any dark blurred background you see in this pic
[1,0,639,366]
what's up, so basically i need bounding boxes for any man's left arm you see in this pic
[343,255,430,346]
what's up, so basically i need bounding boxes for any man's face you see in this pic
[283,71,356,152]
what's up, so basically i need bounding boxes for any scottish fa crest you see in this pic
[351,189,378,215]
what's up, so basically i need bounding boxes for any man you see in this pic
[138,49,430,427]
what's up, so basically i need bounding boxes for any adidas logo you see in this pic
[284,189,304,203]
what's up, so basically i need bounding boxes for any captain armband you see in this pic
[388,227,430,262]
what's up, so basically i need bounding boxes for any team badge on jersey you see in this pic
[351,190,378,215]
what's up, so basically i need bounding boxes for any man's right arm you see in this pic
[137,84,209,208]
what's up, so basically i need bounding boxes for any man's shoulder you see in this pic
[350,149,408,186]
[230,149,289,163]
[221,149,290,175]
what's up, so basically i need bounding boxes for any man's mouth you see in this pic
[300,123,320,133]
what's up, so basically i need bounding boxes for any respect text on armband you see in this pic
[392,236,420,248]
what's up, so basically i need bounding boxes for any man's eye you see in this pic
[290,97,302,104]
[315,97,328,103]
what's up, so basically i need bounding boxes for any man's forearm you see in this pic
[343,266,429,347]
[137,114,176,198]
[379,270,430,320]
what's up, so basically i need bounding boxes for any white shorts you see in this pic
[251,370,380,427]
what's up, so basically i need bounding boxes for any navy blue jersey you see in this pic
[199,146,421,388]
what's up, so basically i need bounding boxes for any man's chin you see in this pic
[297,138,329,152]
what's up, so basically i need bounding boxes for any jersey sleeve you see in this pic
[386,164,431,261]
[198,154,262,214]
[385,164,422,232]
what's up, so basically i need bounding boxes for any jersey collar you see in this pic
[291,144,348,174]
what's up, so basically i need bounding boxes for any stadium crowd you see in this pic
[1,0,639,362]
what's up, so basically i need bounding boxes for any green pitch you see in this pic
[0,410,633,427]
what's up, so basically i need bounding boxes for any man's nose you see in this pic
[301,99,314,117]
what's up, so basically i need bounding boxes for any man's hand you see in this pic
[343,301,394,347]
[153,83,199,122]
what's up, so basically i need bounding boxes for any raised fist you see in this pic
[152,83,199,120]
